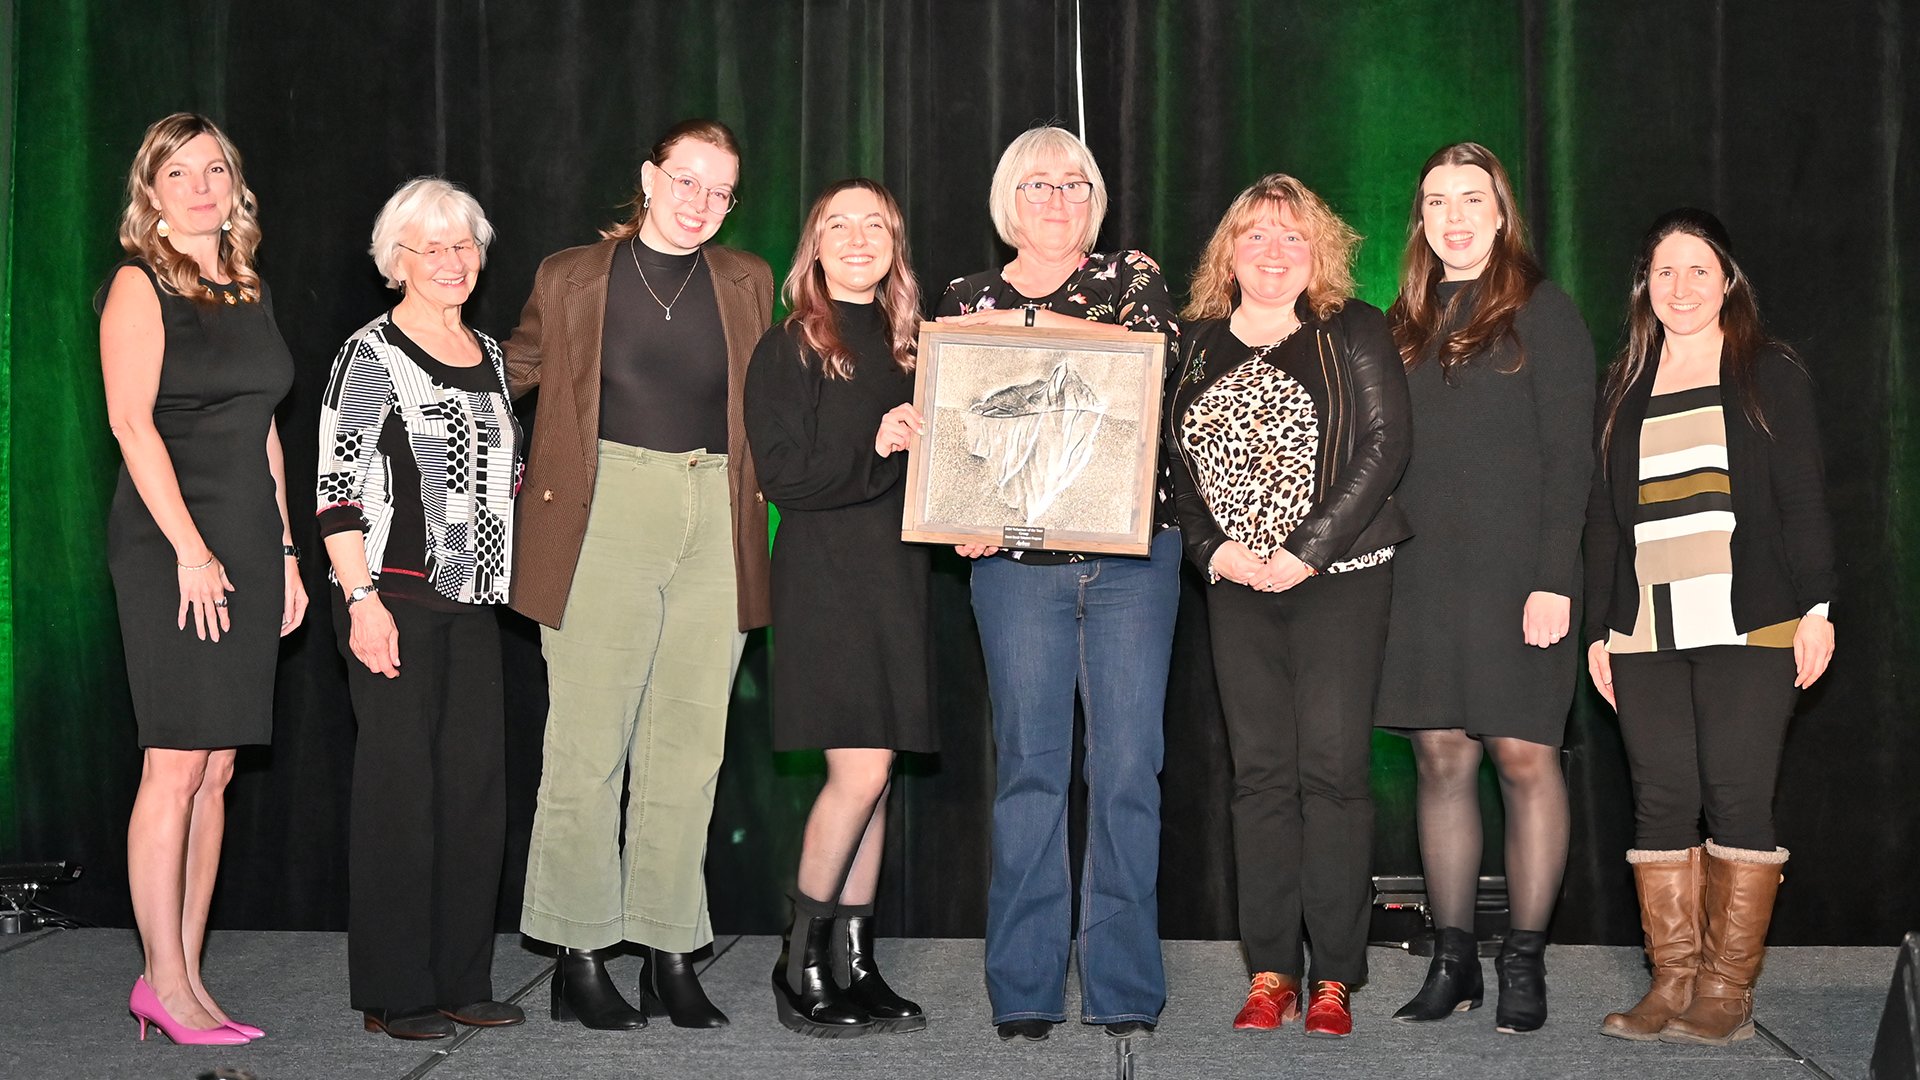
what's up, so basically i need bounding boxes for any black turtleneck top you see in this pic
[599,236,729,453]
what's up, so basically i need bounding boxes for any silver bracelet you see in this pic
[177,554,215,571]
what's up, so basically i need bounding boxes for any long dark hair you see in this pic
[780,179,920,378]
[1598,207,1797,464]
[1387,142,1542,380]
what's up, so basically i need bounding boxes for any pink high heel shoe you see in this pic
[128,977,251,1045]
[223,1019,266,1039]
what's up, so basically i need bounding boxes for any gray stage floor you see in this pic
[0,928,1892,1079]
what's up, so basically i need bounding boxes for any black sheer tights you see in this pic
[1408,730,1569,933]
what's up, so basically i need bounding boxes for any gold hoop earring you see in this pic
[156,218,171,238]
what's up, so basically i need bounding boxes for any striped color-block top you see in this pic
[1606,384,1797,654]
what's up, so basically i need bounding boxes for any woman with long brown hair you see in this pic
[1586,208,1832,1045]
[745,178,931,1038]
[100,113,305,1044]
[1376,142,1594,1034]
[509,118,774,1031]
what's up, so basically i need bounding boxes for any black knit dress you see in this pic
[104,260,294,749]
[1374,279,1595,745]
[744,301,934,753]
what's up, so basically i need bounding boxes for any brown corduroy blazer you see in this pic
[502,239,774,631]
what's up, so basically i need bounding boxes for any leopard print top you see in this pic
[1178,351,1393,574]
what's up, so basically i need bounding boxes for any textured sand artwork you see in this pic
[921,343,1150,535]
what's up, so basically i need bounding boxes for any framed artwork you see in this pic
[901,321,1169,556]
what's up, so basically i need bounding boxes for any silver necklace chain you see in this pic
[631,238,702,321]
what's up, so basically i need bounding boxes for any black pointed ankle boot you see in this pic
[838,912,925,1033]
[550,947,646,1030]
[1393,926,1484,1022]
[1495,929,1549,1034]
[638,947,729,1028]
[772,894,872,1038]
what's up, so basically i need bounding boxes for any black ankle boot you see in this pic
[1495,929,1549,1034]
[1393,926,1484,1022]
[638,947,729,1028]
[772,894,872,1038]
[838,913,925,1033]
[550,947,646,1030]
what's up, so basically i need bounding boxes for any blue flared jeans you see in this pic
[970,528,1181,1025]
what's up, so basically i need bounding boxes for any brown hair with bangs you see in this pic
[781,179,920,379]
[602,118,743,242]
[1183,173,1359,322]
[117,113,263,303]
[1387,142,1542,379]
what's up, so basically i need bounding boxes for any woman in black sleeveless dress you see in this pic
[745,179,932,1037]
[101,114,302,1045]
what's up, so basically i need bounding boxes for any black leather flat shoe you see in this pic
[438,1000,525,1027]
[996,1018,1052,1041]
[364,1007,455,1040]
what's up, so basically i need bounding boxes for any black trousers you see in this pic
[335,595,507,1011]
[1610,644,1798,852]
[1207,563,1391,984]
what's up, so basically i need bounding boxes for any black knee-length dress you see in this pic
[743,301,934,753]
[104,260,294,748]
[1374,279,1594,745]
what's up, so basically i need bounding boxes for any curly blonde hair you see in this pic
[117,113,263,303]
[1183,174,1358,322]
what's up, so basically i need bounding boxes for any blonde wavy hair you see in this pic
[781,179,920,379]
[1183,174,1359,322]
[117,113,263,303]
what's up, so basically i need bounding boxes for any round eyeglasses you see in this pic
[662,172,738,214]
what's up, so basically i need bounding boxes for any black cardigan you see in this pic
[1582,347,1836,641]
[1167,298,1413,574]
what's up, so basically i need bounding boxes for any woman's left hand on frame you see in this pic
[1251,547,1314,593]
[1792,613,1834,688]
[1522,591,1572,648]
[874,403,926,457]
[281,555,309,637]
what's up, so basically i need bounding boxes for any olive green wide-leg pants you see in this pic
[521,442,744,953]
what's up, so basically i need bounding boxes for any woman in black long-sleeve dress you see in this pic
[1375,143,1595,1034]
[744,179,931,1038]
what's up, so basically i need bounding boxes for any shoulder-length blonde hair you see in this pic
[117,113,263,303]
[988,125,1108,255]
[781,179,920,379]
[1184,174,1359,322]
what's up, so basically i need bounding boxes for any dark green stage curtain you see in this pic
[4,0,1917,947]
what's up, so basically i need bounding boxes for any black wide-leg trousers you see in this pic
[1206,563,1391,984]
[335,595,507,1012]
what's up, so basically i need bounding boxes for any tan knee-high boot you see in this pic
[1601,847,1703,1040]
[1659,841,1788,1045]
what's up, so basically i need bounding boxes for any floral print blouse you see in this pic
[936,250,1181,563]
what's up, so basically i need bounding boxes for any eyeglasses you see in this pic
[1016,180,1094,204]
[396,241,479,262]
[661,172,738,214]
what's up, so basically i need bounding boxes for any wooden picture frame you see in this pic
[901,321,1168,556]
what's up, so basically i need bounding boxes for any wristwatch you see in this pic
[345,585,379,607]
[282,544,301,560]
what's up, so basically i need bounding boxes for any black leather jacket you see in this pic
[1166,297,1413,575]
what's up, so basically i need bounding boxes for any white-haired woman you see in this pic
[936,125,1180,1041]
[317,176,524,1040]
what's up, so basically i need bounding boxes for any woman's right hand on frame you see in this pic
[348,594,402,679]
[1587,640,1616,709]
[874,403,926,457]
[954,543,1000,558]
[176,552,234,642]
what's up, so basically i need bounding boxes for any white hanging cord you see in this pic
[1074,0,1087,142]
